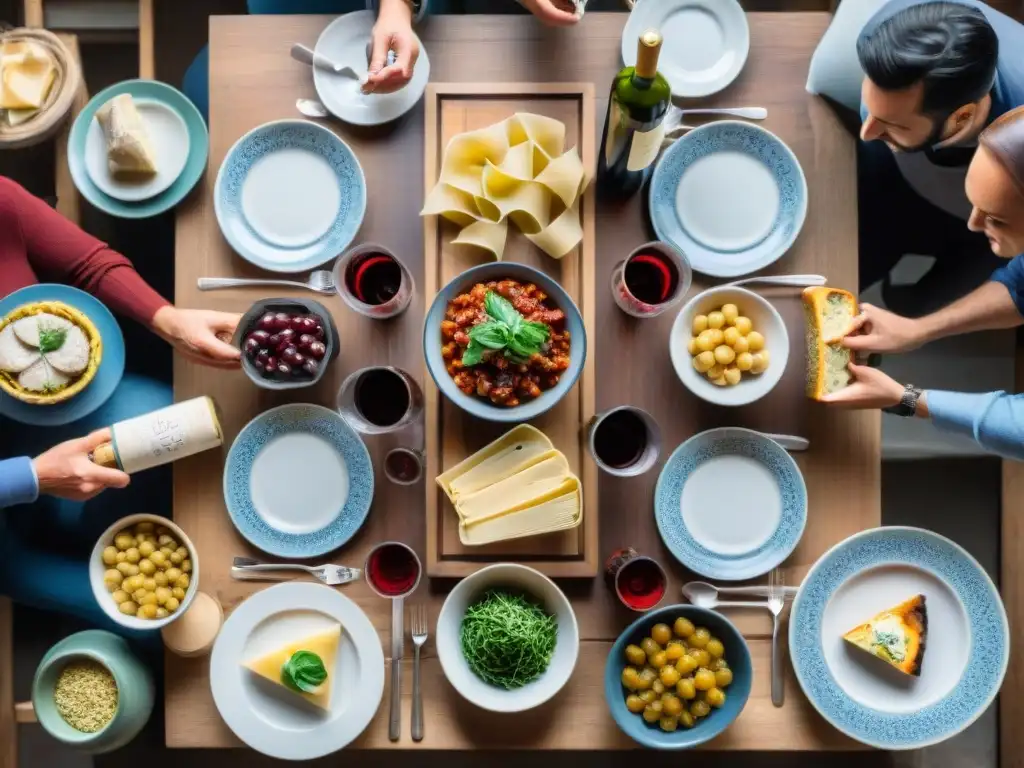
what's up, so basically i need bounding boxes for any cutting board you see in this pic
[422,82,598,578]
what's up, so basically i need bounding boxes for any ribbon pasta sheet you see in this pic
[421,113,590,260]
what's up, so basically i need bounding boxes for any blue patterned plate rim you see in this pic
[648,121,808,278]
[213,119,367,274]
[654,427,807,580]
[67,79,208,219]
[222,403,374,559]
[789,526,1009,750]
[0,284,125,427]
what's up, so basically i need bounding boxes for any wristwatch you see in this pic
[883,383,923,417]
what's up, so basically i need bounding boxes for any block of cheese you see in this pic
[243,625,341,711]
[455,452,571,523]
[0,41,56,110]
[95,93,158,176]
[803,286,858,400]
[460,485,582,546]
[437,424,553,500]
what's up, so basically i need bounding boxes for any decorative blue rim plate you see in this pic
[0,284,125,427]
[654,427,807,580]
[223,403,374,559]
[68,79,208,219]
[789,526,1009,750]
[649,121,808,278]
[214,119,366,273]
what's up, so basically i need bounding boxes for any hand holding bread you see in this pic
[818,363,905,409]
[840,304,925,355]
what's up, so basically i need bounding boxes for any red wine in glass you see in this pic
[592,409,647,469]
[624,250,679,305]
[605,548,668,612]
[354,369,411,428]
[345,251,403,306]
[365,541,422,598]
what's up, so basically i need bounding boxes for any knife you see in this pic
[389,597,404,742]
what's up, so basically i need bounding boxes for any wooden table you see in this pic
[169,12,880,751]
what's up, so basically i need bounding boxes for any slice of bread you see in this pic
[803,287,858,400]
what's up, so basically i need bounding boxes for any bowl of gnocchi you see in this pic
[669,286,788,407]
[89,513,199,631]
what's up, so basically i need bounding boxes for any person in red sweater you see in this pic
[0,175,240,636]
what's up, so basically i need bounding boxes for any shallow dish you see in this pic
[436,563,579,713]
[223,403,373,559]
[423,262,586,423]
[655,427,807,580]
[89,513,199,632]
[790,526,1009,750]
[669,285,788,407]
[604,604,752,749]
[313,11,430,127]
[84,98,190,202]
[650,121,807,278]
[0,284,124,427]
[214,119,366,273]
[68,79,207,219]
[210,582,385,760]
[622,0,749,98]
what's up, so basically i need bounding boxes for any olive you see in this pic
[243,337,260,356]
[296,333,316,350]
[255,350,271,367]
[273,312,291,330]
[275,362,292,377]
[302,359,320,377]
[264,356,278,374]
[625,644,646,667]
[248,329,271,345]
[281,347,305,367]
[256,312,277,331]
[267,333,282,348]
[308,341,326,360]
[312,323,325,340]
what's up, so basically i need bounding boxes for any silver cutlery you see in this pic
[763,433,810,452]
[679,107,768,120]
[230,556,361,586]
[389,597,404,742]
[296,98,330,119]
[682,580,797,608]
[197,270,335,295]
[724,274,827,289]
[768,568,786,707]
[290,43,364,81]
[410,604,428,742]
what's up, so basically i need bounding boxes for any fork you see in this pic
[768,568,786,707]
[230,556,361,586]
[197,269,336,294]
[410,604,429,742]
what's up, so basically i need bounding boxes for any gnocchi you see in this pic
[688,305,770,387]
[101,521,192,621]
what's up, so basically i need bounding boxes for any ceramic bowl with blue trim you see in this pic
[604,604,752,749]
[223,403,373,559]
[790,526,1009,750]
[423,262,586,423]
[650,121,807,278]
[214,119,366,273]
[655,428,807,580]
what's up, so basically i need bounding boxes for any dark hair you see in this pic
[857,2,998,118]
[980,106,1024,198]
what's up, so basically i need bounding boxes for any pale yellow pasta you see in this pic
[533,148,587,208]
[692,315,708,335]
[734,317,753,335]
[421,183,481,228]
[526,200,583,259]
[746,331,765,351]
[512,113,566,157]
[686,303,768,387]
[696,330,717,352]
[735,352,754,371]
[721,304,739,325]
[707,311,725,330]
[687,338,700,356]
[724,367,742,385]
[713,345,736,365]
[693,351,715,373]
[452,219,508,260]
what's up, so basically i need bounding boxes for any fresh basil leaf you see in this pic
[461,339,485,367]
[468,322,510,350]
[37,327,67,355]
[506,336,540,360]
[515,321,550,346]
[484,291,522,329]
[281,650,328,693]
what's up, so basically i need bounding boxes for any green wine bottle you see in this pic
[598,29,671,199]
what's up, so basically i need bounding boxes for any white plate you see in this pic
[84,99,190,202]
[622,0,750,98]
[313,11,430,127]
[210,582,385,760]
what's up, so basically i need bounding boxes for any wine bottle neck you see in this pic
[635,28,663,80]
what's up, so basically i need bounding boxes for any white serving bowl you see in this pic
[669,285,789,407]
[436,563,579,713]
[89,513,199,632]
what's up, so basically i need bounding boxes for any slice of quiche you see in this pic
[843,595,927,676]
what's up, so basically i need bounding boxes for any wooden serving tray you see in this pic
[423,82,598,578]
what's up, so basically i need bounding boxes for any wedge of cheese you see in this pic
[460,485,582,546]
[803,286,858,401]
[243,625,341,711]
[437,424,553,500]
[95,93,158,176]
[455,452,571,523]
[0,41,56,110]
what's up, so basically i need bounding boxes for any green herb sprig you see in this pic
[461,292,550,367]
[459,589,557,690]
[281,650,328,693]
[38,326,67,354]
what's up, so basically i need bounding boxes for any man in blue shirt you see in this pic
[856,0,1024,301]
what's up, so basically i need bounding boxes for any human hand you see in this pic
[33,428,130,501]
[820,364,904,410]
[365,0,419,95]
[152,306,241,369]
[519,0,580,26]
[841,303,925,355]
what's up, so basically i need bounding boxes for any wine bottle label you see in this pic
[110,396,223,473]
[626,122,666,172]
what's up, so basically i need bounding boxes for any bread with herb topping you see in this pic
[803,287,857,401]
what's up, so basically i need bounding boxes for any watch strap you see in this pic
[883,384,922,417]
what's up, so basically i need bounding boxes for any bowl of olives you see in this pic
[89,514,199,631]
[234,298,339,390]
[604,604,752,749]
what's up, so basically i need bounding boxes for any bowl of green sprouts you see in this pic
[436,563,579,713]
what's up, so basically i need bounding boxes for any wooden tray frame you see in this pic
[423,82,598,578]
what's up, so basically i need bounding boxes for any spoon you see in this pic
[197,269,336,295]
[296,98,329,119]
[724,274,827,289]
[678,107,768,120]
[763,433,809,452]
[683,580,797,610]
[290,43,365,82]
